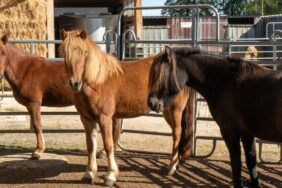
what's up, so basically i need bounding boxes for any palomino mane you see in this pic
[59,30,122,85]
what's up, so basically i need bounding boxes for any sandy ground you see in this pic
[0,91,281,187]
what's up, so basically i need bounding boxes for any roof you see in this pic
[54,0,124,7]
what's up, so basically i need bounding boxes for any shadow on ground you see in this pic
[0,146,281,187]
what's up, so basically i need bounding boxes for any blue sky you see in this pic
[142,0,166,16]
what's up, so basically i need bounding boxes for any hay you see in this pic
[0,0,48,57]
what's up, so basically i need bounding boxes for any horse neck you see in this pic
[180,55,230,100]
[4,44,34,86]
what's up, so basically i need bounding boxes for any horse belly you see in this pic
[241,98,282,142]
[113,68,151,118]
[41,90,74,107]
[113,98,151,118]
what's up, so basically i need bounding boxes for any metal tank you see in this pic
[59,14,118,53]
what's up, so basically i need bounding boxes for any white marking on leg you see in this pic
[168,164,177,175]
[92,128,98,174]
[169,158,179,175]
[107,151,118,181]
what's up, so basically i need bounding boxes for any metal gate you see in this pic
[0,5,281,163]
[116,5,282,162]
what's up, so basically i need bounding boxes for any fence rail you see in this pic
[0,5,281,163]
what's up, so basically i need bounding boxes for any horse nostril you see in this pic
[69,80,74,88]
[74,82,79,88]
[70,80,82,90]
[147,98,155,109]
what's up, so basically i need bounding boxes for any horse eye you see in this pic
[85,51,88,55]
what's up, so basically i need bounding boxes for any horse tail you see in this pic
[178,88,196,161]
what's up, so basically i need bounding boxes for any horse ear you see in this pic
[165,46,172,57]
[1,35,8,44]
[165,46,173,63]
[60,29,67,40]
[80,30,88,40]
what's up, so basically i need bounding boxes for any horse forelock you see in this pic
[149,52,180,95]
[149,52,166,93]
[60,30,122,85]
[59,30,86,71]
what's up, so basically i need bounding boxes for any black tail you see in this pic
[178,88,196,160]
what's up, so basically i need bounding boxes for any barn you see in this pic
[0,0,143,58]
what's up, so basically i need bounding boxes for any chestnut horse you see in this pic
[0,35,122,159]
[148,46,282,188]
[59,30,195,187]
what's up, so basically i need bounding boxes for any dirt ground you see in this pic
[0,92,281,188]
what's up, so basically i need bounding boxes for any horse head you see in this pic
[59,29,89,91]
[60,29,122,91]
[0,35,8,80]
[148,46,188,112]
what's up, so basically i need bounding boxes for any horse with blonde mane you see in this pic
[0,34,121,160]
[59,29,195,187]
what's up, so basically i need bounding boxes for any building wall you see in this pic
[0,0,48,57]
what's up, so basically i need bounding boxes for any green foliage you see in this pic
[162,0,282,16]
[161,0,219,16]
[244,0,282,16]
[223,0,245,16]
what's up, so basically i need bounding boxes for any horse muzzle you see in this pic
[70,79,83,92]
[147,96,164,113]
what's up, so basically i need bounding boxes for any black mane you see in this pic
[172,47,265,75]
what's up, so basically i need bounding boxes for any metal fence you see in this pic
[116,5,282,162]
[0,5,281,163]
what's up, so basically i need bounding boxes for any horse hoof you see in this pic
[168,168,176,176]
[82,176,94,184]
[242,179,261,188]
[30,153,41,160]
[104,179,115,187]
[97,151,106,159]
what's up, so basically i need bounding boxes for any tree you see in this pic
[162,0,282,16]
[223,0,245,15]
[161,0,221,16]
[244,0,282,16]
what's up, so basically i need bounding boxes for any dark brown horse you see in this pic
[148,46,282,188]
[0,35,122,159]
[59,30,195,187]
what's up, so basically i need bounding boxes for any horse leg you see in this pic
[113,119,122,151]
[98,115,119,187]
[241,136,260,188]
[27,103,45,160]
[163,109,182,175]
[96,118,122,159]
[221,129,242,188]
[80,115,98,183]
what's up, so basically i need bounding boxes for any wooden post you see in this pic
[134,0,143,57]
[47,0,55,58]
[134,0,142,40]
